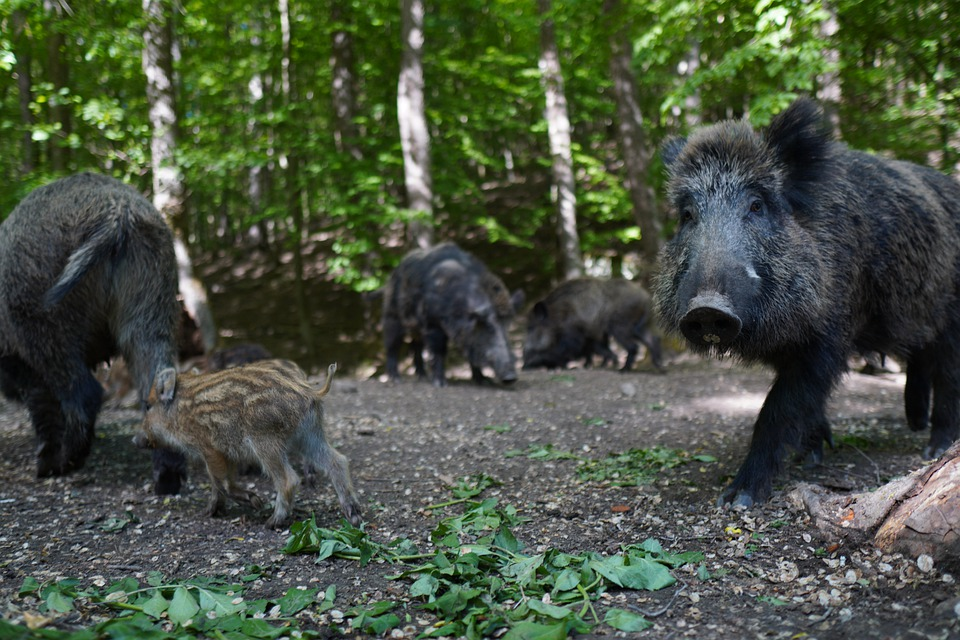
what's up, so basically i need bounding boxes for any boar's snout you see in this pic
[679,294,742,347]
[132,431,152,449]
[499,370,518,384]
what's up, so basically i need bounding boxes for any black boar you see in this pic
[523,277,663,372]
[0,173,185,492]
[204,343,273,372]
[653,98,960,507]
[134,360,362,528]
[383,242,524,386]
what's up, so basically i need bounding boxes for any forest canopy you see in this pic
[1,0,957,288]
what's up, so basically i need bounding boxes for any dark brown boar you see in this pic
[653,98,960,507]
[133,360,362,528]
[523,278,663,372]
[0,173,185,492]
[383,242,524,386]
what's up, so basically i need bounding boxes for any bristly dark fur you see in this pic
[653,98,960,507]
[523,277,662,372]
[0,173,184,490]
[382,242,523,386]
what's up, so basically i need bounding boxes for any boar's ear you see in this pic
[660,136,687,167]
[510,290,526,314]
[532,301,549,322]
[155,367,178,404]
[765,97,833,212]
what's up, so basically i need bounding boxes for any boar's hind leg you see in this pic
[923,339,960,459]
[720,352,843,507]
[30,366,103,477]
[904,352,933,433]
[300,406,363,526]
[383,315,406,381]
[424,325,448,386]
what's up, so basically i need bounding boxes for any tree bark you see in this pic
[44,0,70,172]
[143,0,216,353]
[816,1,842,137]
[12,9,36,175]
[397,0,434,249]
[538,0,582,281]
[604,0,659,282]
[790,440,960,560]
[330,0,362,161]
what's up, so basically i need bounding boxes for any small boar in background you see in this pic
[204,343,273,372]
[653,97,960,507]
[383,242,524,386]
[0,173,185,492]
[523,277,663,372]
[133,359,362,528]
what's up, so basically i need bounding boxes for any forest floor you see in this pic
[0,355,958,639]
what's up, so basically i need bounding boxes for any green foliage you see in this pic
[1,0,956,286]
[506,443,716,486]
[282,496,703,639]
[13,567,333,639]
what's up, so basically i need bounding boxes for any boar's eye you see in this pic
[748,198,764,215]
[679,207,695,226]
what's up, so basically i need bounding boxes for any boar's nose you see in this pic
[500,371,518,384]
[679,294,742,347]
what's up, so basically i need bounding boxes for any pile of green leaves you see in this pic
[506,444,716,486]
[284,495,706,639]
[11,569,334,639]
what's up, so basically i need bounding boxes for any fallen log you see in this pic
[789,441,960,559]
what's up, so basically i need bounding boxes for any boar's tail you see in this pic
[43,221,124,309]
[316,362,338,398]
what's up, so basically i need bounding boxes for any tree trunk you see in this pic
[12,10,36,175]
[44,0,70,172]
[331,0,362,161]
[279,0,316,363]
[142,0,216,354]
[790,440,960,560]
[538,0,582,281]
[397,0,434,249]
[816,0,842,137]
[604,0,659,283]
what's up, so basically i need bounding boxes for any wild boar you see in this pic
[653,97,960,507]
[383,242,524,386]
[0,173,185,492]
[523,277,663,372]
[133,360,362,528]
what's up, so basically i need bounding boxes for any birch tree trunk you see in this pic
[604,0,659,282]
[142,0,216,354]
[538,0,583,280]
[397,0,434,249]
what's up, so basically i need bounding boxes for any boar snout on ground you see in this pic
[134,359,362,528]
[383,242,524,386]
[0,173,185,493]
[654,97,960,508]
[523,278,663,372]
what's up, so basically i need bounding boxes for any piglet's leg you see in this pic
[203,451,232,517]
[260,454,301,528]
[224,460,264,509]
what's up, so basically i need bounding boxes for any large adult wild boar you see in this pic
[523,277,662,372]
[0,173,185,492]
[383,242,524,386]
[653,98,960,507]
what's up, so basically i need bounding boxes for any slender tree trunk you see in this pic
[538,0,582,280]
[143,0,216,353]
[12,10,36,175]
[816,1,842,137]
[44,0,70,172]
[279,0,315,363]
[604,0,659,282]
[331,0,362,161]
[397,0,434,249]
[679,40,701,128]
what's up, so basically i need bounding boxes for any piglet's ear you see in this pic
[155,367,178,404]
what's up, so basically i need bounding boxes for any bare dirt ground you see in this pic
[1,355,959,639]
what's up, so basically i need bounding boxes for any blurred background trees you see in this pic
[1,0,956,289]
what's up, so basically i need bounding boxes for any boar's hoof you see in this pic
[500,372,518,384]
[680,295,742,347]
[718,486,756,509]
[922,442,950,461]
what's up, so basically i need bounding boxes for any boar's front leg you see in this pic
[720,349,843,507]
[424,324,448,387]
